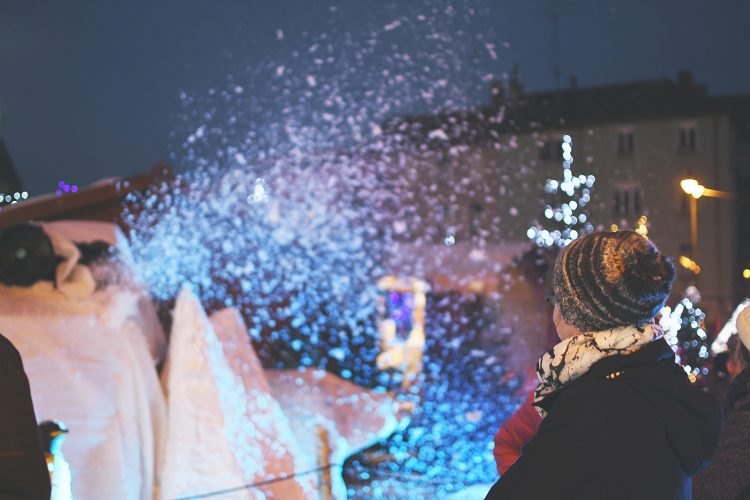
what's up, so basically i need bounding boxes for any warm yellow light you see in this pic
[680,178,699,194]
[610,224,619,232]
[743,268,750,279]
[679,255,701,274]
[691,184,705,199]
[635,215,648,238]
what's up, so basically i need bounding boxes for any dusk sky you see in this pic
[1,0,749,195]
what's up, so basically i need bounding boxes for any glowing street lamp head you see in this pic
[680,178,699,195]
[691,184,705,199]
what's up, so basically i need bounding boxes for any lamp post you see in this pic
[679,178,733,260]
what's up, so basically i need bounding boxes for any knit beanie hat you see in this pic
[737,307,750,353]
[553,230,675,332]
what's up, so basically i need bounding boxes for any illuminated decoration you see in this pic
[743,268,750,279]
[711,299,750,354]
[55,181,79,196]
[0,190,29,207]
[443,226,456,247]
[375,276,428,390]
[634,215,648,238]
[610,224,619,232]
[246,178,268,204]
[678,255,701,275]
[658,297,709,381]
[680,178,701,198]
[527,134,595,247]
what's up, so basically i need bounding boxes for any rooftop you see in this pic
[386,71,750,146]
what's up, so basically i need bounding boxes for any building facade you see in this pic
[387,71,750,324]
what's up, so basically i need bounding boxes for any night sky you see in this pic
[1,0,749,195]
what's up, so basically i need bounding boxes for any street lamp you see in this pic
[679,178,733,260]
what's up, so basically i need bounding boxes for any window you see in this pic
[539,141,552,160]
[623,191,630,213]
[469,203,483,237]
[678,125,697,152]
[539,139,563,161]
[634,190,641,213]
[617,131,634,156]
[437,204,452,244]
[613,184,643,215]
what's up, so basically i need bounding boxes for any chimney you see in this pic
[509,63,523,102]
[677,70,694,87]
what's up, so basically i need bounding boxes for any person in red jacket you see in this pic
[493,389,542,474]
[493,280,557,475]
[0,333,51,499]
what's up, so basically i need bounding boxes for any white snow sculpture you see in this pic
[162,289,319,499]
[210,307,314,499]
[160,288,257,499]
[0,223,167,499]
[266,369,402,499]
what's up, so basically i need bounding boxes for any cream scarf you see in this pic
[534,323,664,417]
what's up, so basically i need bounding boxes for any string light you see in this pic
[658,297,709,381]
[634,215,648,238]
[0,191,29,207]
[55,181,79,196]
[528,134,595,247]
[678,256,701,275]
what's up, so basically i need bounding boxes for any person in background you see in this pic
[706,349,732,405]
[493,277,556,475]
[493,389,542,475]
[486,230,721,500]
[0,333,51,498]
[693,306,750,499]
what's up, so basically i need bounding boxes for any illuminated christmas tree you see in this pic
[527,134,595,247]
[660,297,710,383]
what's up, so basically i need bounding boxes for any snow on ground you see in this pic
[266,368,402,499]
[445,483,493,499]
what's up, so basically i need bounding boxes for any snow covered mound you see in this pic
[160,287,259,499]
[211,307,315,498]
[162,289,323,499]
[0,223,166,499]
[266,369,402,499]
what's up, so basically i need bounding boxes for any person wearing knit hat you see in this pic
[693,306,750,500]
[487,231,720,500]
[552,229,674,333]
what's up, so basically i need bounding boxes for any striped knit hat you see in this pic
[553,230,675,332]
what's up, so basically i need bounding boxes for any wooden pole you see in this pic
[690,196,698,261]
[317,425,333,500]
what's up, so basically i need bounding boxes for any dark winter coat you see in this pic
[0,333,51,499]
[486,338,721,500]
[693,369,750,500]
